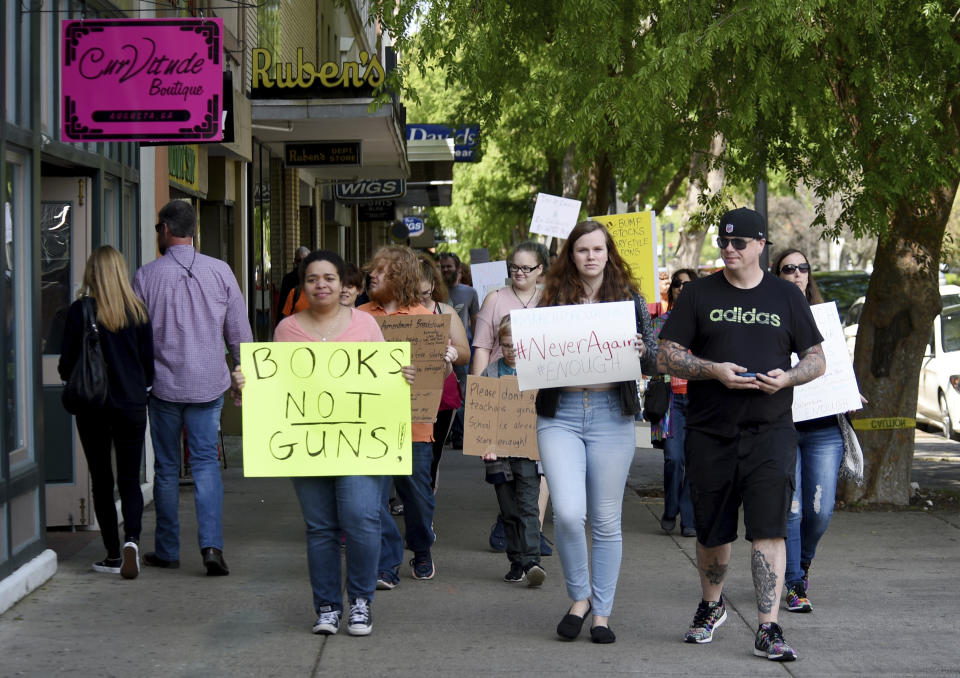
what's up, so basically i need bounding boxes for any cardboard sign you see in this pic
[591,212,659,305]
[529,193,582,239]
[471,260,509,304]
[239,342,412,477]
[463,376,539,460]
[510,302,643,390]
[375,314,450,421]
[61,19,224,142]
[792,302,863,422]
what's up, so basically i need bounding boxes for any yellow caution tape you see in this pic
[850,417,916,431]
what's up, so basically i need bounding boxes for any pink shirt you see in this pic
[274,308,385,343]
[472,287,541,365]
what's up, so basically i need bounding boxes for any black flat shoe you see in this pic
[556,601,592,641]
[590,625,616,644]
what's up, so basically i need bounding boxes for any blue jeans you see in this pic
[149,395,224,561]
[292,475,381,612]
[785,423,844,585]
[379,441,434,574]
[537,390,636,617]
[663,394,695,529]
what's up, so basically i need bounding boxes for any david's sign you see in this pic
[251,48,385,99]
[61,18,224,142]
[406,124,480,161]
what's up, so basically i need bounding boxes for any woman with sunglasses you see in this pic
[651,268,699,538]
[773,248,838,615]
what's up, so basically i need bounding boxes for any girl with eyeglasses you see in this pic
[650,268,700,538]
[772,248,836,614]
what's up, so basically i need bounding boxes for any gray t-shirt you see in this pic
[448,283,479,337]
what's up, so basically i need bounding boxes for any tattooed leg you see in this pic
[695,542,730,602]
[752,538,786,624]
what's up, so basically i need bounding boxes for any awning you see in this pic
[251,98,409,180]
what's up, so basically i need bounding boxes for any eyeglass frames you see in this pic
[508,263,542,274]
[716,236,752,251]
[779,263,811,274]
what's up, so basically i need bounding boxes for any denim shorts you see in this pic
[685,425,797,547]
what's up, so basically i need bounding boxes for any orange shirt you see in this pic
[281,287,310,316]
[357,301,434,443]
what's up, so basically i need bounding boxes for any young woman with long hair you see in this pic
[535,221,659,644]
[58,246,154,579]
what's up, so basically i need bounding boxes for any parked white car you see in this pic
[843,286,960,438]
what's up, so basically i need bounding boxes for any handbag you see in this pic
[837,413,864,485]
[643,376,670,423]
[439,372,462,411]
[61,297,109,414]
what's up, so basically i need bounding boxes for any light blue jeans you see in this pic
[537,390,636,617]
[292,475,381,613]
[785,423,844,585]
[149,395,224,561]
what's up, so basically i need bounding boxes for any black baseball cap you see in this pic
[719,207,770,244]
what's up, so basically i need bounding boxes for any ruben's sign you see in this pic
[61,18,224,142]
[251,48,385,99]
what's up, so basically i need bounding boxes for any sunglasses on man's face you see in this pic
[779,263,811,274]
[671,279,691,288]
[716,236,752,251]
[155,222,164,233]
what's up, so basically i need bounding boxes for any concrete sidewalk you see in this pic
[1,427,958,677]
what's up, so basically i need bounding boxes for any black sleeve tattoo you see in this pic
[656,340,715,380]
[702,557,728,586]
[787,344,826,387]
[751,549,778,614]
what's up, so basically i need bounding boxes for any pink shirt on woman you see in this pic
[274,308,385,343]
[472,287,541,365]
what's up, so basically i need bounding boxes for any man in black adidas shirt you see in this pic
[657,207,825,662]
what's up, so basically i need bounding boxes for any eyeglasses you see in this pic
[671,279,691,288]
[779,263,811,274]
[716,236,752,251]
[508,264,541,274]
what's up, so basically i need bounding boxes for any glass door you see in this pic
[41,177,92,527]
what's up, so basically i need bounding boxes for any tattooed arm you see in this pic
[754,343,826,395]
[657,340,761,390]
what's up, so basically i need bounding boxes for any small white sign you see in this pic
[510,301,643,391]
[529,193,582,239]
[792,302,863,422]
[471,260,509,304]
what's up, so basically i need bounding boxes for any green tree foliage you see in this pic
[376,1,960,503]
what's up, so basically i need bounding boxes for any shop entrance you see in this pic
[40,177,93,527]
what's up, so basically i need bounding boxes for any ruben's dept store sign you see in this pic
[61,18,224,142]
[250,48,384,98]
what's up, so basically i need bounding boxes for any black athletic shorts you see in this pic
[684,425,797,548]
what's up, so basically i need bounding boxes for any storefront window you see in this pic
[4,160,23,456]
[39,202,72,356]
[252,145,273,340]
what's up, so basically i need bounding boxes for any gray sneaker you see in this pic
[524,563,546,588]
[347,597,372,636]
[312,605,341,635]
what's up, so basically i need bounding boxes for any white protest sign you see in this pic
[471,260,509,304]
[792,301,863,422]
[529,193,582,239]
[510,301,643,391]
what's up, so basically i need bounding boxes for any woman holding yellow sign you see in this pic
[231,250,414,638]
[535,221,659,644]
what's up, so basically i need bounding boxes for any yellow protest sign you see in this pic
[239,342,412,477]
[591,212,657,303]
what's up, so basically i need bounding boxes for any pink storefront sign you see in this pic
[62,18,224,142]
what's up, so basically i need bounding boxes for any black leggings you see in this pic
[75,406,147,557]
[431,409,456,490]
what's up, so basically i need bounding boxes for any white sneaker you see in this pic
[92,558,121,574]
[347,598,373,636]
[312,606,341,635]
[121,542,140,580]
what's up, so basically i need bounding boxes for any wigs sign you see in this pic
[61,18,224,142]
[239,342,413,477]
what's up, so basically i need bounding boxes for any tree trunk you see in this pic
[842,186,957,504]
[585,153,612,216]
[674,134,726,270]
